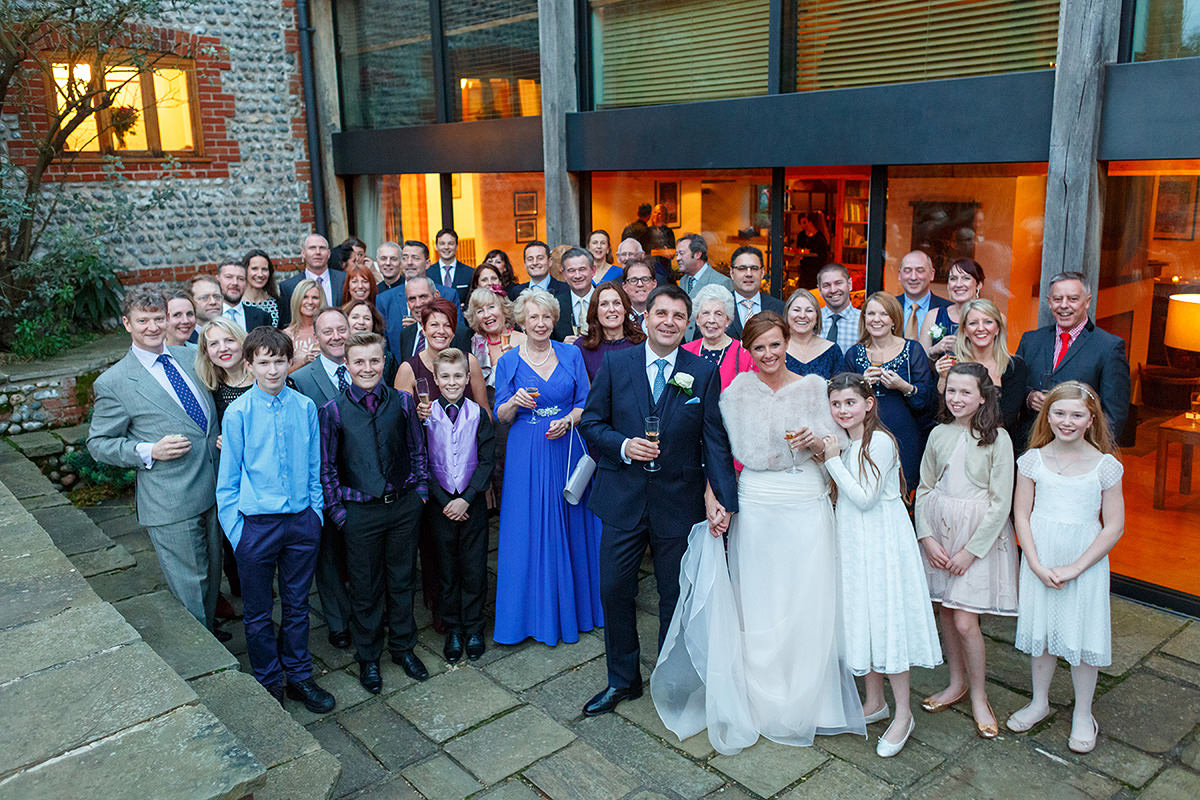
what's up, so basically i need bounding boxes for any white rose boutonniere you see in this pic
[928,322,946,344]
[668,372,694,397]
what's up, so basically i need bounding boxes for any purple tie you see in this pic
[362,391,379,414]
[414,329,425,355]
[444,266,454,287]
[446,403,459,423]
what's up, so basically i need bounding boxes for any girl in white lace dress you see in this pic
[1006,381,1125,755]
[822,374,942,757]
[914,363,1016,740]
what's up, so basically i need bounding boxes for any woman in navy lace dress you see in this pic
[784,289,841,379]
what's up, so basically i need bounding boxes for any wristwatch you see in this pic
[903,384,918,398]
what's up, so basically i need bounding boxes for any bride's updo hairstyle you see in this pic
[827,371,903,488]
[740,310,789,352]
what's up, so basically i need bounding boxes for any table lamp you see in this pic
[1165,294,1200,415]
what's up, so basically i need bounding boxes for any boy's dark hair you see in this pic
[345,331,384,355]
[243,326,293,363]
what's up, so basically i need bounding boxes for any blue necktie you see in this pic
[157,354,208,432]
[336,364,350,392]
[651,358,669,404]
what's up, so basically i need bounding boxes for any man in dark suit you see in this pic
[514,240,574,341]
[88,285,222,632]
[377,241,462,329]
[724,245,783,339]
[289,307,356,650]
[1016,270,1132,441]
[428,229,474,306]
[278,233,346,328]
[385,277,471,361]
[217,261,272,332]
[375,241,405,294]
[579,284,739,716]
[898,250,952,340]
[620,203,653,253]
[622,257,656,332]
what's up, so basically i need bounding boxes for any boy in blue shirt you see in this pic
[216,327,336,713]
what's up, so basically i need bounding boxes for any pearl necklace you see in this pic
[523,344,552,366]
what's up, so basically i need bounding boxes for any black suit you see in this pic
[428,262,474,307]
[515,277,575,341]
[1015,320,1131,444]
[277,269,347,328]
[227,304,272,333]
[726,292,786,340]
[396,324,473,362]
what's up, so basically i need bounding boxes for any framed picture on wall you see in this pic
[515,218,537,243]
[655,181,679,227]
[514,191,538,216]
[1152,176,1198,241]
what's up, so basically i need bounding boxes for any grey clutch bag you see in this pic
[563,426,597,505]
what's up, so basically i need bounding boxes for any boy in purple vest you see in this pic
[427,348,495,663]
[318,332,429,694]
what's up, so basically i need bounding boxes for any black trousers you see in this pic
[343,491,423,662]
[429,495,489,636]
[598,514,688,689]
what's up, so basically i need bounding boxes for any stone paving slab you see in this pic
[523,655,609,724]
[401,754,482,800]
[95,513,149,539]
[985,637,1077,704]
[111,527,153,554]
[0,457,56,499]
[1094,671,1200,754]
[253,748,341,800]
[0,705,264,800]
[575,713,724,799]
[1161,621,1200,664]
[907,699,994,754]
[1029,714,1163,789]
[349,777,424,799]
[0,545,98,630]
[1105,598,1188,676]
[711,738,828,798]
[1183,737,1200,771]
[115,590,237,679]
[386,666,520,742]
[0,641,195,774]
[484,634,605,691]
[70,542,136,576]
[1144,653,1200,688]
[51,423,91,445]
[87,548,167,603]
[1141,767,1200,800]
[308,717,389,799]
[82,501,138,524]
[476,779,544,800]
[522,740,639,800]
[338,698,437,772]
[443,706,575,785]
[616,691,717,759]
[814,729,945,789]
[31,504,113,555]
[0,602,138,683]
[191,670,320,770]
[780,759,893,800]
[8,431,64,457]
[18,491,69,511]
[908,737,1119,799]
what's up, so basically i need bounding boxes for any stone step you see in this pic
[8,430,65,458]
[115,590,238,681]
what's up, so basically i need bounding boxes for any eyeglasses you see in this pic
[731,265,763,273]
[624,277,654,285]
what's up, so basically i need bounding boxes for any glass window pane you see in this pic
[1101,159,1200,599]
[443,0,541,122]
[796,1,1059,92]
[105,66,148,151]
[381,173,444,247]
[152,68,194,151]
[782,169,871,294]
[1132,0,1200,61]
[335,0,437,129]
[52,62,99,152]
[591,0,769,108]
[451,173,545,277]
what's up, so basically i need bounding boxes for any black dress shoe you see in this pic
[583,683,643,716]
[392,650,430,681]
[465,632,486,661]
[212,626,233,643]
[327,629,351,649]
[444,631,464,664]
[286,677,336,713]
[265,683,285,706]
[359,661,382,694]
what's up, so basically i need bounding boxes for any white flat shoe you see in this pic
[1068,715,1099,754]
[1006,704,1051,733]
[876,717,914,758]
[863,704,891,724]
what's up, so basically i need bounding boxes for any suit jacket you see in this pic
[87,347,220,527]
[1015,320,1131,440]
[229,303,272,333]
[515,277,575,341]
[395,324,474,362]
[377,281,464,357]
[725,292,785,339]
[291,358,341,408]
[685,265,734,298]
[277,269,347,328]
[580,344,739,538]
[428,262,474,306]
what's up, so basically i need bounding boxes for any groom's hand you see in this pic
[625,438,660,462]
[705,495,730,536]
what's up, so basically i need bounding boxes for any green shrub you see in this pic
[64,449,135,491]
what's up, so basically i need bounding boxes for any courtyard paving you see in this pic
[79,496,1200,800]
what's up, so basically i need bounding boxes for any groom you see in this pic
[580,283,739,715]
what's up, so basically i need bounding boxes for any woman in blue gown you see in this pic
[493,287,604,645]
[784,288,842,379]
[842,291,934,494]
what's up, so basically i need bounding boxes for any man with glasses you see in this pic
[622,257,656,331]
[725,245,783,340]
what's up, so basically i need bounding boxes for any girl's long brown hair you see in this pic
[938,362,1002,446]
[827,372,904,488]
[1027,380,1118,454]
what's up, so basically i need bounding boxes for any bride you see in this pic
[651,311,866,754]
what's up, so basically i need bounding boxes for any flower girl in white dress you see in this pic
[1006,381,1125,755]
[822,373,942,757]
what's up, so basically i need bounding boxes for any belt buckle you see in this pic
[381,492,397,504]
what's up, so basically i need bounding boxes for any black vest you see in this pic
[333,388,412,497]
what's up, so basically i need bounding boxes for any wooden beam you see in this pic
[539,0,581,247]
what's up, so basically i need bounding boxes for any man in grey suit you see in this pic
[676,234,732,299]
[88,285,222,630]
[278,233,347,328]
[289,306,355,649]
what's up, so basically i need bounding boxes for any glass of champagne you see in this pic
[416,378,432,426]
[526,386,541,424]
[500,330,512,350]
[644,416,661,473]
[784,429,803,473]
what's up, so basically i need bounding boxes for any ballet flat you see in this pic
[920,688,967,713]
[876,717,915,758]
[1068,715,1099,754]
[863,704,891,724]
[1005,706,1051,733]
[975,701,999,739]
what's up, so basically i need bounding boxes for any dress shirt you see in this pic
[216,384,322,549]
[528,276,551,292]
[901,292,933,337]
[129,344,207,468]
[305,268,334,306]
[318,382,428,528]
[571,291,591,329]
[1052,319,1089,366]
[317,354,345,390]
[821,304,861,355]
[438,261,456,287]
[222,301,247,331]
[620,346,680,464]
[736,292,761,326]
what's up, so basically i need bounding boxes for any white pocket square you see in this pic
[684,397,701,405]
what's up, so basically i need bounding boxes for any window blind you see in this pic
[795,0,1060,92]
[592,0,770,109]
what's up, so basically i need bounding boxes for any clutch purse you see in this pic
[563,426,597,505]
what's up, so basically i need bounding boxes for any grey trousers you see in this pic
[146,505,221,629]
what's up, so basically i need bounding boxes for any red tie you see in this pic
[1054,331,1071,369]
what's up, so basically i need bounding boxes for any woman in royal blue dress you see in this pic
[493,287,604,645]
[784,288,842,379]
[843,291,935,494]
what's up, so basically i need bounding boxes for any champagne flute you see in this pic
[784,429,803,473]
[526,386,541,424]
[500,330,512,350]
[644,416,661,473]
[416,378,431,426]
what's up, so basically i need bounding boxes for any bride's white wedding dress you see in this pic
[651,374,867,755]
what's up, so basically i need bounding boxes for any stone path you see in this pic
[70,491,1200,800]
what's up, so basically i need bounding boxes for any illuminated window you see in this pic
[49,57,199,155]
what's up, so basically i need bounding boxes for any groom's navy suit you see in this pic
[581,343,738,689]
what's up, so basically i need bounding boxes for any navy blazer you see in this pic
[377,281,465,356]
[726,292,786,339]
[580,344,738,538]
[427,262,475,306]
[393,322,473,362]
[277,269,347,328]
[515,277,576,341]
[242,304,273,333]
[1015,320,1131,439]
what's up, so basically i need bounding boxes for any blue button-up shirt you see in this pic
[216,384,323,548]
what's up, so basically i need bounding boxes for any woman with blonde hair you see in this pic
[284,278,325,371]
[932,298,1027,433]
[784,288,840,379]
